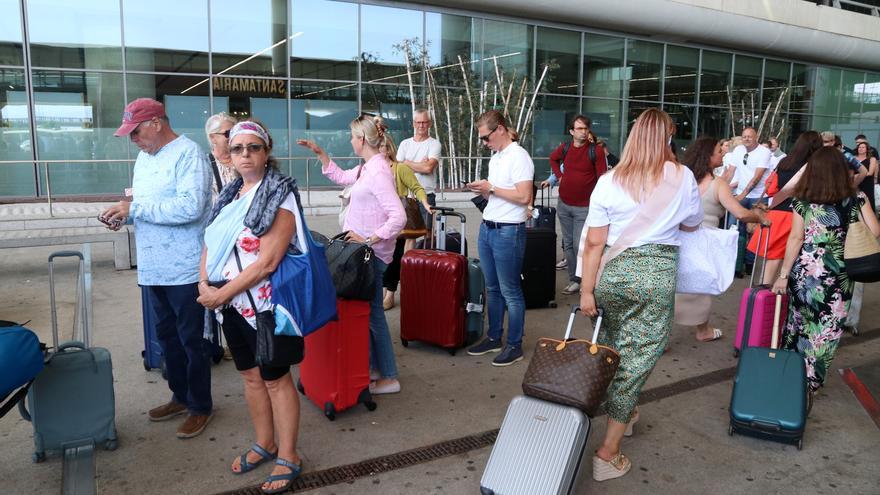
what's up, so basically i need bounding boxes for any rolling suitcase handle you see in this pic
[48,251,90,349]
[770,294,783,351]
[748,224,771,289]
[563,305,604,342]
[430,207,467,256]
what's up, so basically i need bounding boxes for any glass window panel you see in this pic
[30,70,128,195]
[698,50,731,107]
[531,96,579,162]
[789,64,811,114]
[626,40,662,102]
[583,98,621,154]
[124,0,209,73]
[362,83,414,140]
[536,27,579,95]
[27,0,122,70]
[211,0,287,77]
[664,103,696,153]
[664,45,698,105]
[811,115,839,135]
[809,67,841,116]
[732,55,761,94]
[425,12,478,88]
[625,101,662,142]
[213,78,289,156]
[0,0,23,66]
[360,5,422,85]
[857,121,879,148]
[481,20,533,85]
[126,74,212,153]
[583,34,624,99]
[289,80,358,186]
[860,72,880,115]
[290,0,358,81]
[762,60,790,124]
[841,70,865,118]
[697,106,733,142]
[0,69,33,197]
[784,113,810,150]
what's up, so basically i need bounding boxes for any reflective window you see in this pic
[361,5,422,85]
[731,55,763,128]
[664,103,696,152]
[626,40,662,102]
[31,70,128,195]
[362,84,414,141]
[789,63,811,114]
[482,20,533,84]
[697,106,732,141]
[425,13,478,88]
[809,67,841,115]
[0,0,23,66]
[126,74,212,153]
[583,98,621,153]
[532,96,579,161]
[699,50,731,107]
[213,79,289,156]
[840,70,865,118]
[860,72,880,115]
[625,101,661,138]
[536,27,579,95]
[785,113,811,149]
[811,115,838,134]
[123,0,209,73]
[583,34,624,99]
[212,0,287,77]
[762,60,791,116]
[0,69,32,196]
[27,0,122,70]
[664,45,698,105]
[289,80,357,186]
[291,0,358,81]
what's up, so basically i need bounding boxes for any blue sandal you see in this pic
[261,457,302,494]
[233,443,277,475]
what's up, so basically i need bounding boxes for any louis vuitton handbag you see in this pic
[522,305,619,417]
[398,197,429,239]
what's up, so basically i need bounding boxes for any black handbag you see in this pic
[232,247,304,368]
[325,232,375,300]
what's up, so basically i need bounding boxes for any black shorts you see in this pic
[221,307,299,382]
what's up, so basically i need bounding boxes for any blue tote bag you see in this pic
[271,205,338,337]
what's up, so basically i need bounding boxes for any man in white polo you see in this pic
[729,127,772,272]
[396,108,442,224]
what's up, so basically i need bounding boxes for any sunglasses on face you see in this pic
[479,126,499,142]
[229,143,267,155]
[211,130,230,139]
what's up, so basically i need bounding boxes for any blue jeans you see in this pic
[478,222,527,347]
[146,284,212,415]
[370,257,398,379]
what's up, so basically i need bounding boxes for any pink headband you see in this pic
[229,121,270,145]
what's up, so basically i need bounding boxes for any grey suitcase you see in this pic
[19,251,118,462]
[465,257,486,345]
[481,395,590,495]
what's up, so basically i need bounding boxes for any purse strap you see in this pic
[232,245,259,313]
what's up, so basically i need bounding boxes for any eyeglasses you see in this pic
[229,143,267,155]
[742,153,749,166]
[479,126,499,142]
[211,130,230,139]
[414,120,431,126]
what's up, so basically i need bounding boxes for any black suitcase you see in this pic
[532,185,557,231]
[522,227,557,309]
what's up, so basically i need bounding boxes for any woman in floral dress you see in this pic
[772,147,880,399]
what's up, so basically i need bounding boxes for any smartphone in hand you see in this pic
[97,214,123,230]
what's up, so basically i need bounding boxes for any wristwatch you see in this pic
[778,273,788,280]
[489,184,496,195]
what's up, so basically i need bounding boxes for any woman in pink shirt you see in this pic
[297,114,406,394]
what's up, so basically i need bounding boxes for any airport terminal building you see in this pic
[0,0,878,201]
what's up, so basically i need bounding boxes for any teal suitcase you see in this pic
[19,251,118,462]
[728,294,807,449]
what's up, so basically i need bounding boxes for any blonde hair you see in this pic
[476,109,519,142]
[350,114,393,155]
[374,117,397,162]
[613,108,678,201]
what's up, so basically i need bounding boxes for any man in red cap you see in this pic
[102,98,214,439]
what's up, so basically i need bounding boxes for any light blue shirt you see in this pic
[129,135,211,286]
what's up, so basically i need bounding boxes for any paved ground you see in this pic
[1,208,878,495]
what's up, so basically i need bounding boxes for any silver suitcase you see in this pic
[480,395,590,495]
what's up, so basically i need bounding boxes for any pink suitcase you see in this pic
[734,225,788,356]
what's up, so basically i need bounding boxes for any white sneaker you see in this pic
[555,259,568,270]
[561,282,580,295]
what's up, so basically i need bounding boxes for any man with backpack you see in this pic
[548,115,608,295]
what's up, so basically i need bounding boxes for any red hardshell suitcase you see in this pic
[296,299,376,421]
[400,207,468,354]
[734,225,789,356]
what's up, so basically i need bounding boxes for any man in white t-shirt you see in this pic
[396,108,442,224]
[465,110,534,367]
[728,127,772,270]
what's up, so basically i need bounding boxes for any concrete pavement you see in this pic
[1,207,878,495]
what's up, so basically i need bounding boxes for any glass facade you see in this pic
[1,0,878,200]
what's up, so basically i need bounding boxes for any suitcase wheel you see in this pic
[733,348,740,358]
[549,301,558,308]
[365,400,377,412]
[447,348,456,356]
[142,357,151,372]
[401,338,409,348]
[296,379,305,395]
[105,439,118,451]
[323,402,336,421]
[358,388,377,412]
[33,452,46,463]
[796,438,803,450]
[728,424,734,436]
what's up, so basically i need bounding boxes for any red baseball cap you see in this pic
[114,98,167,137]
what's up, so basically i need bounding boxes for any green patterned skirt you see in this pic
[595,243,678,424]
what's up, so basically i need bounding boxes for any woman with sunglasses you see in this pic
[204,112,239,199]
[465,110,534,367]
[297,114,406,395]
[197,120,306,494]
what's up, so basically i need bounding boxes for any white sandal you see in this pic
[592,452,631,481]
[623,409,639,437]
